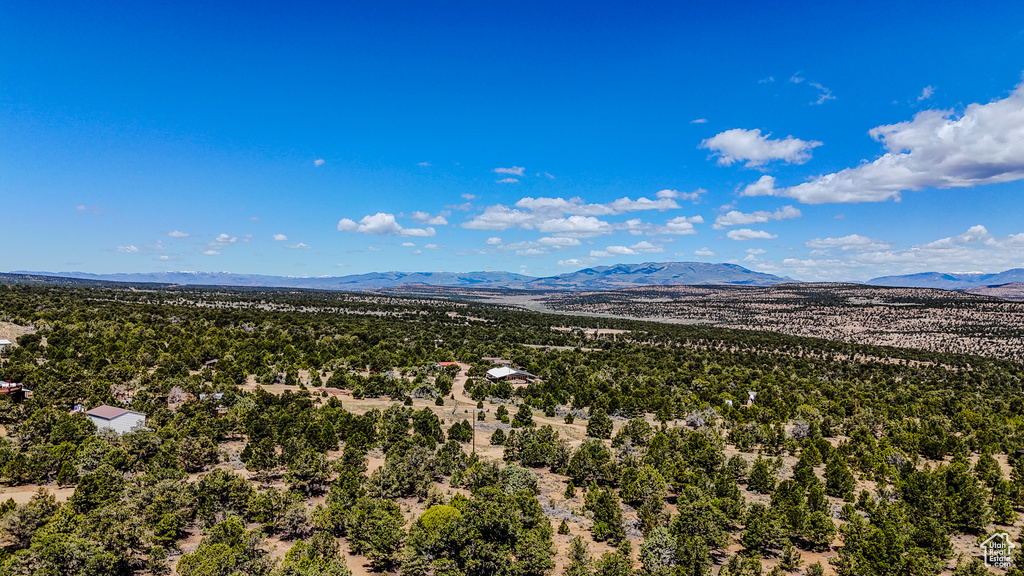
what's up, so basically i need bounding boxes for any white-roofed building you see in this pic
[485,366,539,386]
[0,339,12,352]
[86,405,147,435]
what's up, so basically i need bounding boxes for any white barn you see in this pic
[87,405,147,435]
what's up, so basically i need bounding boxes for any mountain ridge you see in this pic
[10,262,793,292]
[11,264,1024,294]
[867,269,1024,290]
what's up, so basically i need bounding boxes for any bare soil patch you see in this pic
[0,484,74,505]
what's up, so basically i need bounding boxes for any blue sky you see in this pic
[3,0,1024,281]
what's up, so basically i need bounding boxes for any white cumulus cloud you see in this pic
[337,213,436,237]
[411,211,449,225]
[287,243,311,250]
[591,246,636,257]
[655,188,705,202]
[630,241,664,253]
[538,236,582,247]
[694,247,716,257]
[954,224,994,244]
[514,197,578,213]
[514,195,678,216]
[536,216,613,238]
[726,228,777,241]
[755,79,1024,204]
[463,205,535,231]
[591,241,665,258]
[116,245,139,253]
[494,166,526,176]
[778,225,1024,280]
[741,175,777,197]
[617,218,649,236]
[805,234,892,251]
[464,194,687,233]
[273,234,288,241]
[605,196,681,213]
[168,230,189,238]
[557,257,598,268]
[209,233,241,249]
[701,128,822,167]
[657,216,704,235]
[713,205,801,229]
[463,192,710,243]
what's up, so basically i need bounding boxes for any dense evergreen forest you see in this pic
[1,282,1024,576]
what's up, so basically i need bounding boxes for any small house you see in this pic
[485,367,538,386]
[199,392,228,415]
[0,339,12,352]
[86,405,147,435]
[0,380,27,401]
[435,361,460,369]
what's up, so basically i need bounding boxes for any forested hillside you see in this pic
[1,283,1023,576]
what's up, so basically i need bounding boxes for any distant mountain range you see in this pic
[525,262,793,290]
[10,262,794,291]
[9,264,1024,295]
[867,269,1024,290]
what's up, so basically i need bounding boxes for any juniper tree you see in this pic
[824,453,854,499]
[586,408,613,440]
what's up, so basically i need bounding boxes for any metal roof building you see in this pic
[485,366,538,385]
[86,405,147,435]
